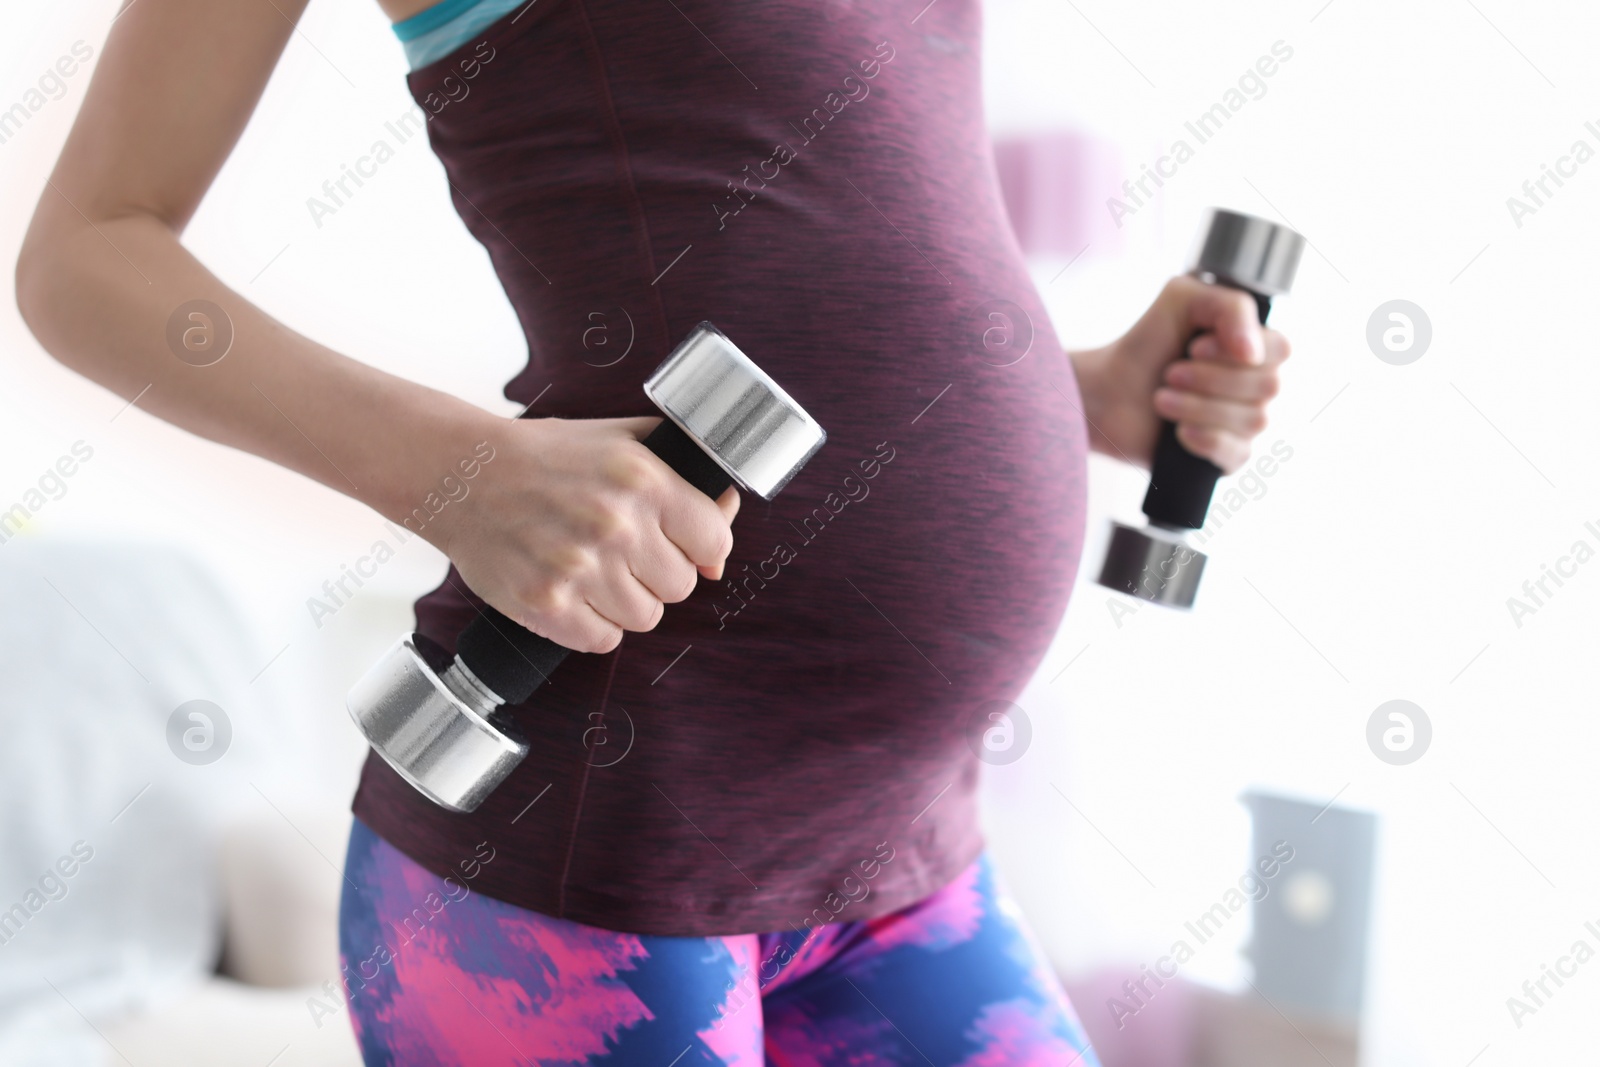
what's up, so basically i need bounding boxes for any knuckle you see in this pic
[520,577,567,618]
[622,599,663,633]
[1162,277,1197,312]
[582,502,629,543]
[606,447,659,493]
[548,543,592,579]
[672,564,699,602]
[591,626,623,654]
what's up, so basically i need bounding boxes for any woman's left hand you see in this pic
[1069,274,1291,473]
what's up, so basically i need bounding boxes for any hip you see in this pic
[336,816,1100,1064]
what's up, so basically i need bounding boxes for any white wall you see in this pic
[2,1,1597,1064]
[978,1,1600,1064]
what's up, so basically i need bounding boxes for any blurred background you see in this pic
[2,0,1597,1063]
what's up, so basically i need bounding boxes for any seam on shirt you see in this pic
[571,0,675,352]
[555,638,625,916]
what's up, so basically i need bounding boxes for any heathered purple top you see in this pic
[350,0,1089,937]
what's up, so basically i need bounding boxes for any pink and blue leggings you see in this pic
[338,818,1100,1065]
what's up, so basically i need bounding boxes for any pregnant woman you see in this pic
[17,0,1289,1062]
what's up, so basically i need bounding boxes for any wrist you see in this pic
[364,392,508,551]
[1069,344,1117,456]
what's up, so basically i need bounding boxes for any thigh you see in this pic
[337,818,765,1067]
[761,854,1100,1067]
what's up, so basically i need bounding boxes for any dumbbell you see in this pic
[1095,208,1305,609]
[348,323,826,813]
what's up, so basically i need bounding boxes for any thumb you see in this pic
[698,485,741,580]
[714,483,742,522]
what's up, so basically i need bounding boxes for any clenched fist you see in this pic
[421,416,740,654]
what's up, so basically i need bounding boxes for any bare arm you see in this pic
[15,0,490,526]
[15,0,736,655]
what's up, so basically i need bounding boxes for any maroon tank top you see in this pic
[350,0,1089,936]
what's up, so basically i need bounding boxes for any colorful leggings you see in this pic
[338,818,1100,1066]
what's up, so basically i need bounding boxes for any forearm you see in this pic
[16,204,499,534]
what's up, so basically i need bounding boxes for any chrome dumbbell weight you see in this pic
[1096,208,1305,609]
[348,323,826,812]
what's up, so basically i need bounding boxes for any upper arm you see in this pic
[27,0,309,236]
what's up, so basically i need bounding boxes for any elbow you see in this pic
[15,211,96,374]
[14,224,61,355]
[14,237,43,338]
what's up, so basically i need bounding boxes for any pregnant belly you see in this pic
[641,322,1090,756]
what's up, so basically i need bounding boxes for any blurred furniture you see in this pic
[1063,792,1376,1067]
[1243,792,1375,1027]
[1066,974,1359,1067]
[0,538,360,1066]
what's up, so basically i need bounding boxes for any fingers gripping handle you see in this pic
[1140,288,1273,530]
[453,419,734,707]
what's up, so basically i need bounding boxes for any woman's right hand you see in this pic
[421,415,740,655]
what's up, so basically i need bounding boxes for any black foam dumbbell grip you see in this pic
[453,418,733,706]
[1141,288,1273,530]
